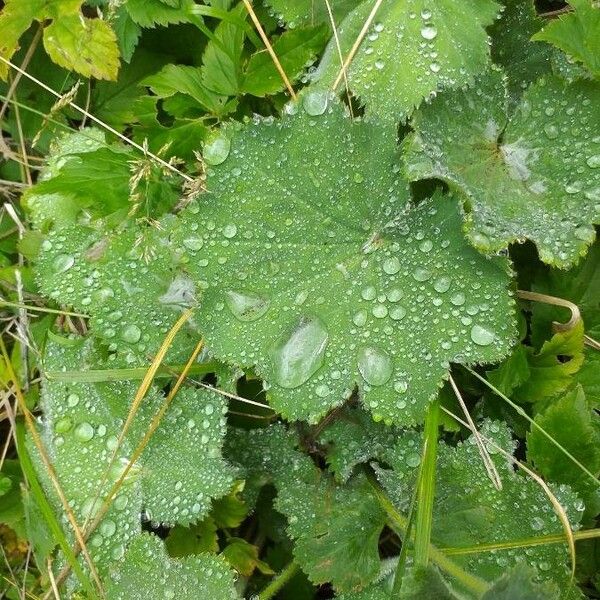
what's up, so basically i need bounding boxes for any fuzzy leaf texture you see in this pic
[404,69,600,267]
[170,96,516,425]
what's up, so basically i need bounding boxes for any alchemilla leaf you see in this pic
[313,0,500,121]
[105,533,238,599]
[404,69,600,267]
[171,97,516,425]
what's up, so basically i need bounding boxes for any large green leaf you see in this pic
[105,533,238,599]
[532,0,600,79]
[33,337,235,576]
[171,97,516,425]
[404,69,600,267]
[313,0,500,121]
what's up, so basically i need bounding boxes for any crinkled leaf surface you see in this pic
[404,69,600,267]
[533,0,600,79]
[105,533,238,599]
[313,0,500,121]
[375,421,583,590]
[33,337,234,575]
[172,99,516,425]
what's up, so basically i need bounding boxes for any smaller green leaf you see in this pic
[211,483,248,529]
[143,64,229,114]
[527,385,600,517]
[486,345,531,398]
[201,3,246,97]
[125,0,197,28]
[0,460,25,538]
[165,518,219,557]
[242,25,329,97]
[513,322,585,406]
[222,537,274,576]
[533,0,600,78]
[111,5,142,64]
[106,533,239,599]
[43,15,120,80]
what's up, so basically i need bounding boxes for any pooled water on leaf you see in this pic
[270,316,329,388]
[225,290,270,322]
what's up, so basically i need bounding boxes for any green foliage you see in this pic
[3,2,600,598]
[533,0,600,78]
[105,533,238,599]
[404,69,600,267]
[313,0,500,121]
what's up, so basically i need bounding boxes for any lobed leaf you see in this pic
[404,69,600,267]
[171,97,516,425]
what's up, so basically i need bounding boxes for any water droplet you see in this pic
[203,134,231,166]
[419,240,433,253]
[303,91,328,116]
[433,276,451,293]
[470,324,495,346]
[389,306,406,321]
[54,416,73,434]
[544,124,558,139]
[450,292,465,306]
[420,24,437,40]
[375,59,385,70]
[357,346,393,386]
[587,154,600,168]
[223,223,237,238]
[361,286,377,301]
[429,62,441,73]
[100,519,117,537]
[121,324,141,344]
[413,268,432,282]
[270,316,329,388]
[530,516,545,531]
[421,8,432,19]
[565,181,583,194]
[183,237,204,251]
[387,288,403,302]
[353,310,368,327]
[382,256,400,275]
[74,422,94,442]
[67,393,80,407]
[53,254,75,273]
[373,304,388,318]
[406,452,421,468]
[225,290,270,322]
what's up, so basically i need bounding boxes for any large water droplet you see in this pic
[420,24,437,40]
[382,256,400,275]
[203,135,231,166]
[53,254,75,273]
[74,422,94,442]
[470,324,495,346]
[223,223,237,238]
[303,91,328,116]
[225,290,270,322]
[357,346,393,386]
[121,324,141,344]
[587,154,600,168]
[270,316,329,388]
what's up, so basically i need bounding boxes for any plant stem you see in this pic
[413,399,439,568]
[258,561,300,600]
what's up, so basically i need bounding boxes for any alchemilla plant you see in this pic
[0,0,599,598]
